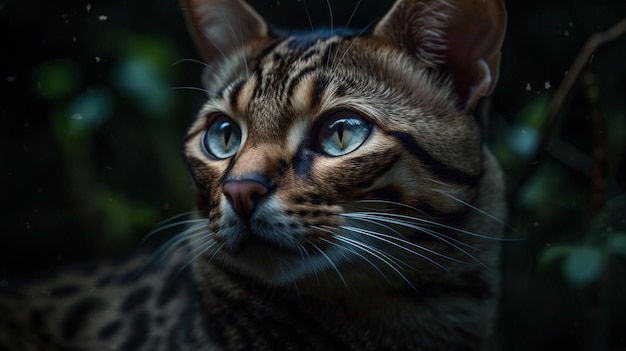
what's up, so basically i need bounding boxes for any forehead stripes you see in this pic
[203,35,345,146]
[225,35,343,113]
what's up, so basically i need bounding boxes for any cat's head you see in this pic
[181,0,506,287]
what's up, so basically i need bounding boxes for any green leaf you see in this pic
[121,36,177,72]
[515,93,550,130]
[607,233,626,256]
[562,247,606,286]
[67,87,114,135]
[97,190,158,246]
[112,57,173,117]
[538,244,577,269]
[32,60,82,100]
[601,195,626,230]
[507,122,540,159]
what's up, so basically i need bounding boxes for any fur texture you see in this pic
[0,0,507,350]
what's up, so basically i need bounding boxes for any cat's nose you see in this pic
[223,180,269,220]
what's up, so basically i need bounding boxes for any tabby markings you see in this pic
[119,310,149,351]
[60,297,107,339]
[98,319,123,341]
[119,286,151,313]
[48,284,81,298]
[309,75,330,110]
[387,130,479,186]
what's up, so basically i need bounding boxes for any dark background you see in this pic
[1,0,625,350]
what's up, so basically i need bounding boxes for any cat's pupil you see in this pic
[319,114,371,157]
[202,116,242,160]
[220,122,232,147]
[336,123,345,144]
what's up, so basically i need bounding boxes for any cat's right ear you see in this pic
[181,0,268,64]
[373,0,506,112]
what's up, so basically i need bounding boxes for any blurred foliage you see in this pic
[0,0,199,266]
[1,0,625,350]
[32,59,82,100]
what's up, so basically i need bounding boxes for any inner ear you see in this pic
[181,0,268,65]
[373,0,506,112]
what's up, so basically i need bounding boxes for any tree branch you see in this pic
[508,17,626,202]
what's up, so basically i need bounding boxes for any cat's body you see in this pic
[0,0,507,350]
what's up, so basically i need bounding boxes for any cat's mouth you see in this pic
[218,236,304,283]
[214,223,331,284]
[215,205,305,253]
[229,230,295,253]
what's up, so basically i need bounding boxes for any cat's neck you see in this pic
[194,262,491,350]
[197,261,406,315]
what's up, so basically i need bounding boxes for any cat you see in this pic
[0,0,507,350]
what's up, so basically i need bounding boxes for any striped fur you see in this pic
[0,1,507,350]
[183,0,507,350]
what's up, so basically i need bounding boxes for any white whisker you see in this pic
[351,199,433,217]
[341,225,451,270]
[325,0,334,68]
[302,0,314,34]
[171,58,231,88]
[237,25,251,78]
[326,0,334,37]
[344,212,507,241]
[197,23,229,61]
[313,225,414,281]
[160,231,206,260]
[312,226,370,266]
[171,86,214,95]
[200,240,226,274]
[417,226,488,269]
[432,188,509,226]
[340,212,492,267]
[146,223,209,266]
[344,0,362,32]
[172,58,215,70]
[151,210,205,227]
[309,242,349,290]
[334,235,416,290]
[347,211,482,248]
[175,238,219,278]
[141,217,208,246]
[314,234,390,283]
[215,3,250,79]
[329,18,381,77]
[341,220,464,265]
[345,213,478,250]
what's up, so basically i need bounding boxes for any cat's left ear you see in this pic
[181,0,268,65]
[373,0,506,112]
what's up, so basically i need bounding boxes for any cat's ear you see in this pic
[373,0,506,112]
[181,0,268,64]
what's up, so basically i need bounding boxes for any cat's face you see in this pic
[182,0,506,287]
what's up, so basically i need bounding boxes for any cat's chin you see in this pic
[216,236,347,286]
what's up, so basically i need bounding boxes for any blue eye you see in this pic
[202,115,242,159]
[318,111,372,156]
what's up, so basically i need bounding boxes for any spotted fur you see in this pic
[1,0,507,350]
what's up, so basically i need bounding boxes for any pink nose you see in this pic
[223,181,269,220]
